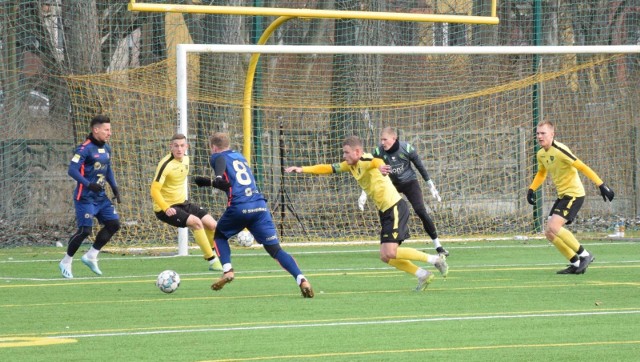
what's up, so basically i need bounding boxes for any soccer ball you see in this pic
[156,270,180,293]
[236,229,255,247]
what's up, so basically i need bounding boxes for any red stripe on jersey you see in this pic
[75,164,86,201]
[225,172,232,207]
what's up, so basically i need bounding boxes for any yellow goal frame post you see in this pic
[128,0,500,25]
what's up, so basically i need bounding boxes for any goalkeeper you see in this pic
[527,120,614,275]
[286,135,448,291]
[358,127,448,257]
[150,133,222,271]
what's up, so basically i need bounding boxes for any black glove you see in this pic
[526,189,535,205]
[112,186,122,204]
[599,183,614,202]
[193,176,213,187]
[212,176,231,191]
[87,183,103,193]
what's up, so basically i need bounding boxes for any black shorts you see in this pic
[378,199,410,244]
[549,196,584,225]
[155,202,209,228]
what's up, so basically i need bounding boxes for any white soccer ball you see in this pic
[156,270,180,293]
[236,230,255,247]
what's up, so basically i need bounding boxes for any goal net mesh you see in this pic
[66,48,639,244]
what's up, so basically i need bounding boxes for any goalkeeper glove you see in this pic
[193,176,213,187]
[427,180,442,202]
[599,183,614,202]
[526,189,535,205]
[111,186,122,204]
[87,183,103,193]
[357,190,367,211]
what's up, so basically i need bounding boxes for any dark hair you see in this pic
[171,133,187,142]
[90,115,110,128]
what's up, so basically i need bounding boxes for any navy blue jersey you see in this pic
[68,135,117,203]
[209,149,265,205]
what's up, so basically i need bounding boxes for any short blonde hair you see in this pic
[380,127,397,138]
[343,135,363,149]
[209,132,230,149]
[537,120,554,130]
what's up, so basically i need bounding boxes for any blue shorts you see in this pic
[74,198,119,227]
[215,201,279,245]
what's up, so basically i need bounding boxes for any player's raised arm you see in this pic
[285,164,336,174]
[284,166,302,173]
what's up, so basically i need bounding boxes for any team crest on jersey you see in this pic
[94,162,103,170]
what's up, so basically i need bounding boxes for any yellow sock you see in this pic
[205,229,215,251]
[193,228,214,259]
[557,227,580,252]
[395,247,428,263]
[388,258,419,275]
[551,236,576,260]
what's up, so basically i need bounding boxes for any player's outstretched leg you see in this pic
[211,269,234,291]
[299,278,314,298]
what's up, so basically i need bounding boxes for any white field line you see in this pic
[1,240,634,264]
[1,240,639,282]
[50,309,640,339]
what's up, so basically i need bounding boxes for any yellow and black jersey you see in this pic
[150,154,189,212]
[302,153,401,212]
[530,141,603,198]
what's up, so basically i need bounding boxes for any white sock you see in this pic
[222,263,233,273]
[432,238,442,248]
[296,274,307,285]
[62,255,73,264]
[427,254,439,265]
[415,268,428,278]
[571,259,580,267]
[85,247,99,260]
[579,250,590,257]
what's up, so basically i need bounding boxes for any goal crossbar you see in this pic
[177,44,640,56]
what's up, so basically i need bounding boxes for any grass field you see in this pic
[1,238,639,361]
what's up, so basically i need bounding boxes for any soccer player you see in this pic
[285,135,448,291]
[150,133,222,271]
[359,127,449,256]
[527,120,614,274]
[193,132,313,298]
[59,115,121,279]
